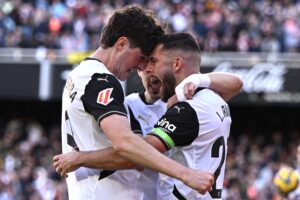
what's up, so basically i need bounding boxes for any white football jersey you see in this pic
[125,93,167,200]
[61,58,142,200]
[125,92,167,135]
[150,88,232,200]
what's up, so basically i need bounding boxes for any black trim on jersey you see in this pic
[128,106,142,134]
[98,170,116,180]
[65,111,79,150]
[139,92,146,104]
[81,73,127,123]
[153,102,199,149]
[67,134,79,150]
[84,57,103,63]
[139,91,154,105]
[173,185,187,200]
[193,87,205,96]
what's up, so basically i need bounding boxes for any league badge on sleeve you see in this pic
[97,88,114,106]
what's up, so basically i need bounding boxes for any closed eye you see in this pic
[149,57,158,63]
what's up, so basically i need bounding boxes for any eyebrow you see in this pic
[149,56,158,62]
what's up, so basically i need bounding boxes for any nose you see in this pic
[144,63,154,73]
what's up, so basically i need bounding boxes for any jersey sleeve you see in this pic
[148,102,199,150]
[127,105,142,134]
[81,73,127,122]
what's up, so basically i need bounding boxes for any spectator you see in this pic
[1,0,300,52]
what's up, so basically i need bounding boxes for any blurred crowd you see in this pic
[1,0,300,52]
[0,119,67,200]
[0,116,299,200]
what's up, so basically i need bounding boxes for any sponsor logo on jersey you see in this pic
[137,114,151,126]
[157,118,177,132]
[173,105,185,114]
[97,76,109,82]
[97,88,114,106]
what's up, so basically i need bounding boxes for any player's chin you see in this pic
[150,93,161,101]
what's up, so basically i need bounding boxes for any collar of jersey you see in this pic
[84,57,103,63]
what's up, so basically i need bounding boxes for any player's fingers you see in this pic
[184,83,195,99]
[183,84,189,96]
[61,169,66,178]
[187,83,195,97]
[211,174,215,185]
[53,155,59,162]
[56,166,61,175]
[53,161,59,168]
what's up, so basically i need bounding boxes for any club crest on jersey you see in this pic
[157,118,177,132]
[97,88,114,106]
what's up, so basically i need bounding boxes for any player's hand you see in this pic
[181,168,214,194]
[53,149,81,177]
[175,81,196,101]
[183,82,196,99]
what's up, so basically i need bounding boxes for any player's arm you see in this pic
[101,114,214,194]
[208,72,243,101]
[175,72,243,102]
[52,125,167,173]
[55,73,213,194]
[54,115,213,193]
[52,131,165,173]
[53,147,140,172]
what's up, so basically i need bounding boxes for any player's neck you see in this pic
[144,91,157,104]
[90,47,115,72]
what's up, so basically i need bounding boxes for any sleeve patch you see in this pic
[97,88,114,105]
[81,73,127,122]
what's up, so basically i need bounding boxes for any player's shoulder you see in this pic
[191,88,226,105]
[166,101,195,117]
[71,58,112,77]
[125,93,140,100]
[75,58,122,86]
[125,93,141,105]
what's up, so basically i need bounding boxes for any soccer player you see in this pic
[54,30,243,198]
[58,5,214,200]
[145,32,233,200]
[124,32,234,200]
[125,70,241,200]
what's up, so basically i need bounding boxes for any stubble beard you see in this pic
[161,73,176,103]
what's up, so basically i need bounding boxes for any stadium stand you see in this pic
[0,0,300,199]
[1,0,300,52]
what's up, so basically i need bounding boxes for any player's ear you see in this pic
[173,57,182,72]
[115,37,128,50]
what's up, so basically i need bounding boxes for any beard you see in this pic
[161,72,176,102]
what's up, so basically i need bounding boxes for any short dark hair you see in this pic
[159,32,201,53]
[100,5,165,55]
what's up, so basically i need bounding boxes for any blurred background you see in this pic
[0,0,300,199]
